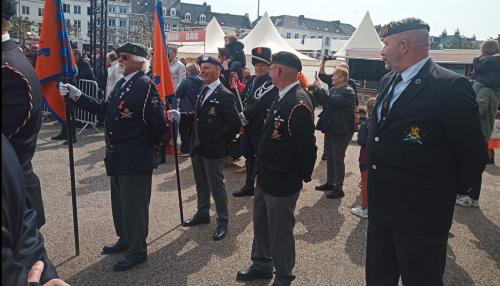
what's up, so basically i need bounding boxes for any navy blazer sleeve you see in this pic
[289,104,317,182]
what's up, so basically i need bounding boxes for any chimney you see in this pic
[203,2,207,6]
[298,15,304,25]
[245,13,249,19]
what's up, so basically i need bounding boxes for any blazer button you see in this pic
[374,137,380,142]
[371,164,377,170]
[109,131,113,135]
[114,116,119,120]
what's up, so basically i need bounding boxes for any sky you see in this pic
[183,0,499,40]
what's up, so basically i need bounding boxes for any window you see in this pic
[325,37,330,45]
[109,19,116,27]
[74,20,81,28]
[119,19,126,28]
[170,8,176,16]
[38,8,43,16]
[184,13,191,21]
[87,7,92,15]
[119,7,127,14]
[294,33,299,39]
[74,5,81,14]
[22,6,30,15]
[199,14,206,22]
[108,6,116,13]
[286,32,291,39]
[173,24,178,31]
[311,36,315,39]
[63,4,70,13]
[65,19,71,29]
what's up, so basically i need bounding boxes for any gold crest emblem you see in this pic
[208,107,216,116]
[120,108,133,119]
[403,126,423,144]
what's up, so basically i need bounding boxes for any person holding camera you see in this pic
[317,58,359,161]
[314,67,356,199]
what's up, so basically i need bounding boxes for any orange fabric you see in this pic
[35,0,76,122]
[152,3,175,101]
[488,139,500,149]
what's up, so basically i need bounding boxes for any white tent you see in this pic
[334,11,383,57]
[241,12,317,65]
[176,17,226,58]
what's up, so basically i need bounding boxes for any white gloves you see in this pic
[167,109,181,123]
[58,82,82,101]
[239,112,248,126]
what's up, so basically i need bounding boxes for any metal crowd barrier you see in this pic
[75,79,101,135]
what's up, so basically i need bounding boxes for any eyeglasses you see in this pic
[119,54,129,61]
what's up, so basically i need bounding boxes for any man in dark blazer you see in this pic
[170,56,240,241]
[366,18,487,285]
[233,46,279,197]
[236,52,317,286]
[59,42,167,271]
[2,8,46,228]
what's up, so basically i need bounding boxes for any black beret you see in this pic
[252,47,272,66]
[271,51,302,72]
[2,0,17,20]
[379,17,430,39]
[197,55,222,68]
[115,42,148,58]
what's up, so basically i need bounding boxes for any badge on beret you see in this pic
[202,56,209,61]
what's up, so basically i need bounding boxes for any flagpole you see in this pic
[170,97,184,224]
[58,0,80,256]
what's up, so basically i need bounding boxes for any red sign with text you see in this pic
[166,30,206,42]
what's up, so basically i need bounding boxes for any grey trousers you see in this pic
[191,154,228,227]
[110,172,152,258]
[251,185,300,285]
[325,133,353,188]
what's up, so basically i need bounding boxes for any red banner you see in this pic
[166,30,206,42]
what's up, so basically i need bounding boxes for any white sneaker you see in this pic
[351,207,368,218]
[456,196,479,208]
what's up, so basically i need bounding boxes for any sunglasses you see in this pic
[119,54,129,61]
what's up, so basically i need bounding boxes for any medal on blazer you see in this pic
[208,106,216,116]
[403,126,424,144]
[271,116,284,140]
[118,100,133,119]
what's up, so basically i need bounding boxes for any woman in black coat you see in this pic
[314,67,356,199]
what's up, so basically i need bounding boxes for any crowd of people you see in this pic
[2,0,499,282]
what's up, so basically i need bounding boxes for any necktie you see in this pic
[380,73,402,120]
[110,77,126,98]
[197,86,210,107]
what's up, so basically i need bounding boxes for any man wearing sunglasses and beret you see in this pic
[59,42,167,271]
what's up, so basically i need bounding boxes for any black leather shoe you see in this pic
[113,256,147,271]
[213,227,227,241]
[233,187,254,197]
[326,189,345,199]
[182,215,210,227]
[315,183,334,191]
[51,132,66,140]
[236,268,273,281]
[102,243,129,255]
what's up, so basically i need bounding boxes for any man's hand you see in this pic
[28,261,44,284]
[44,279,70,286]
[58,82,82,101]
[223,59,230,70]
[167,109,181,123]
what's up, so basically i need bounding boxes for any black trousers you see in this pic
[179,116,193,154]
[110,172,152,258]
[366,223,448,286]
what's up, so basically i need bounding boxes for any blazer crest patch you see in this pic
[403,126,424,144]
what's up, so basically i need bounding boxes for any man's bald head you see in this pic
[380,28,430,72]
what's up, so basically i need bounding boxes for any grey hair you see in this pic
[130,54,150,73]
[186,63,200,76]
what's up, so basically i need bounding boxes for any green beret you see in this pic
[115,42,148,58]
[271,51,302,72]
[379,17,430,39]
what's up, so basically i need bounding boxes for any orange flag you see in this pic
[35,0,77,122]
[152,0,175,102]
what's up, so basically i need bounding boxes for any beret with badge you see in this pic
[271,51,302,72]
[197,55,222,68]
[252,47,272,66]
[115,42,148,58]
[2,0,17,20]
[379,17,430,39]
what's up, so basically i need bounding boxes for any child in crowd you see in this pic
[351,98,376,218]
[223,34,246,81]
[471,40,500,94]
